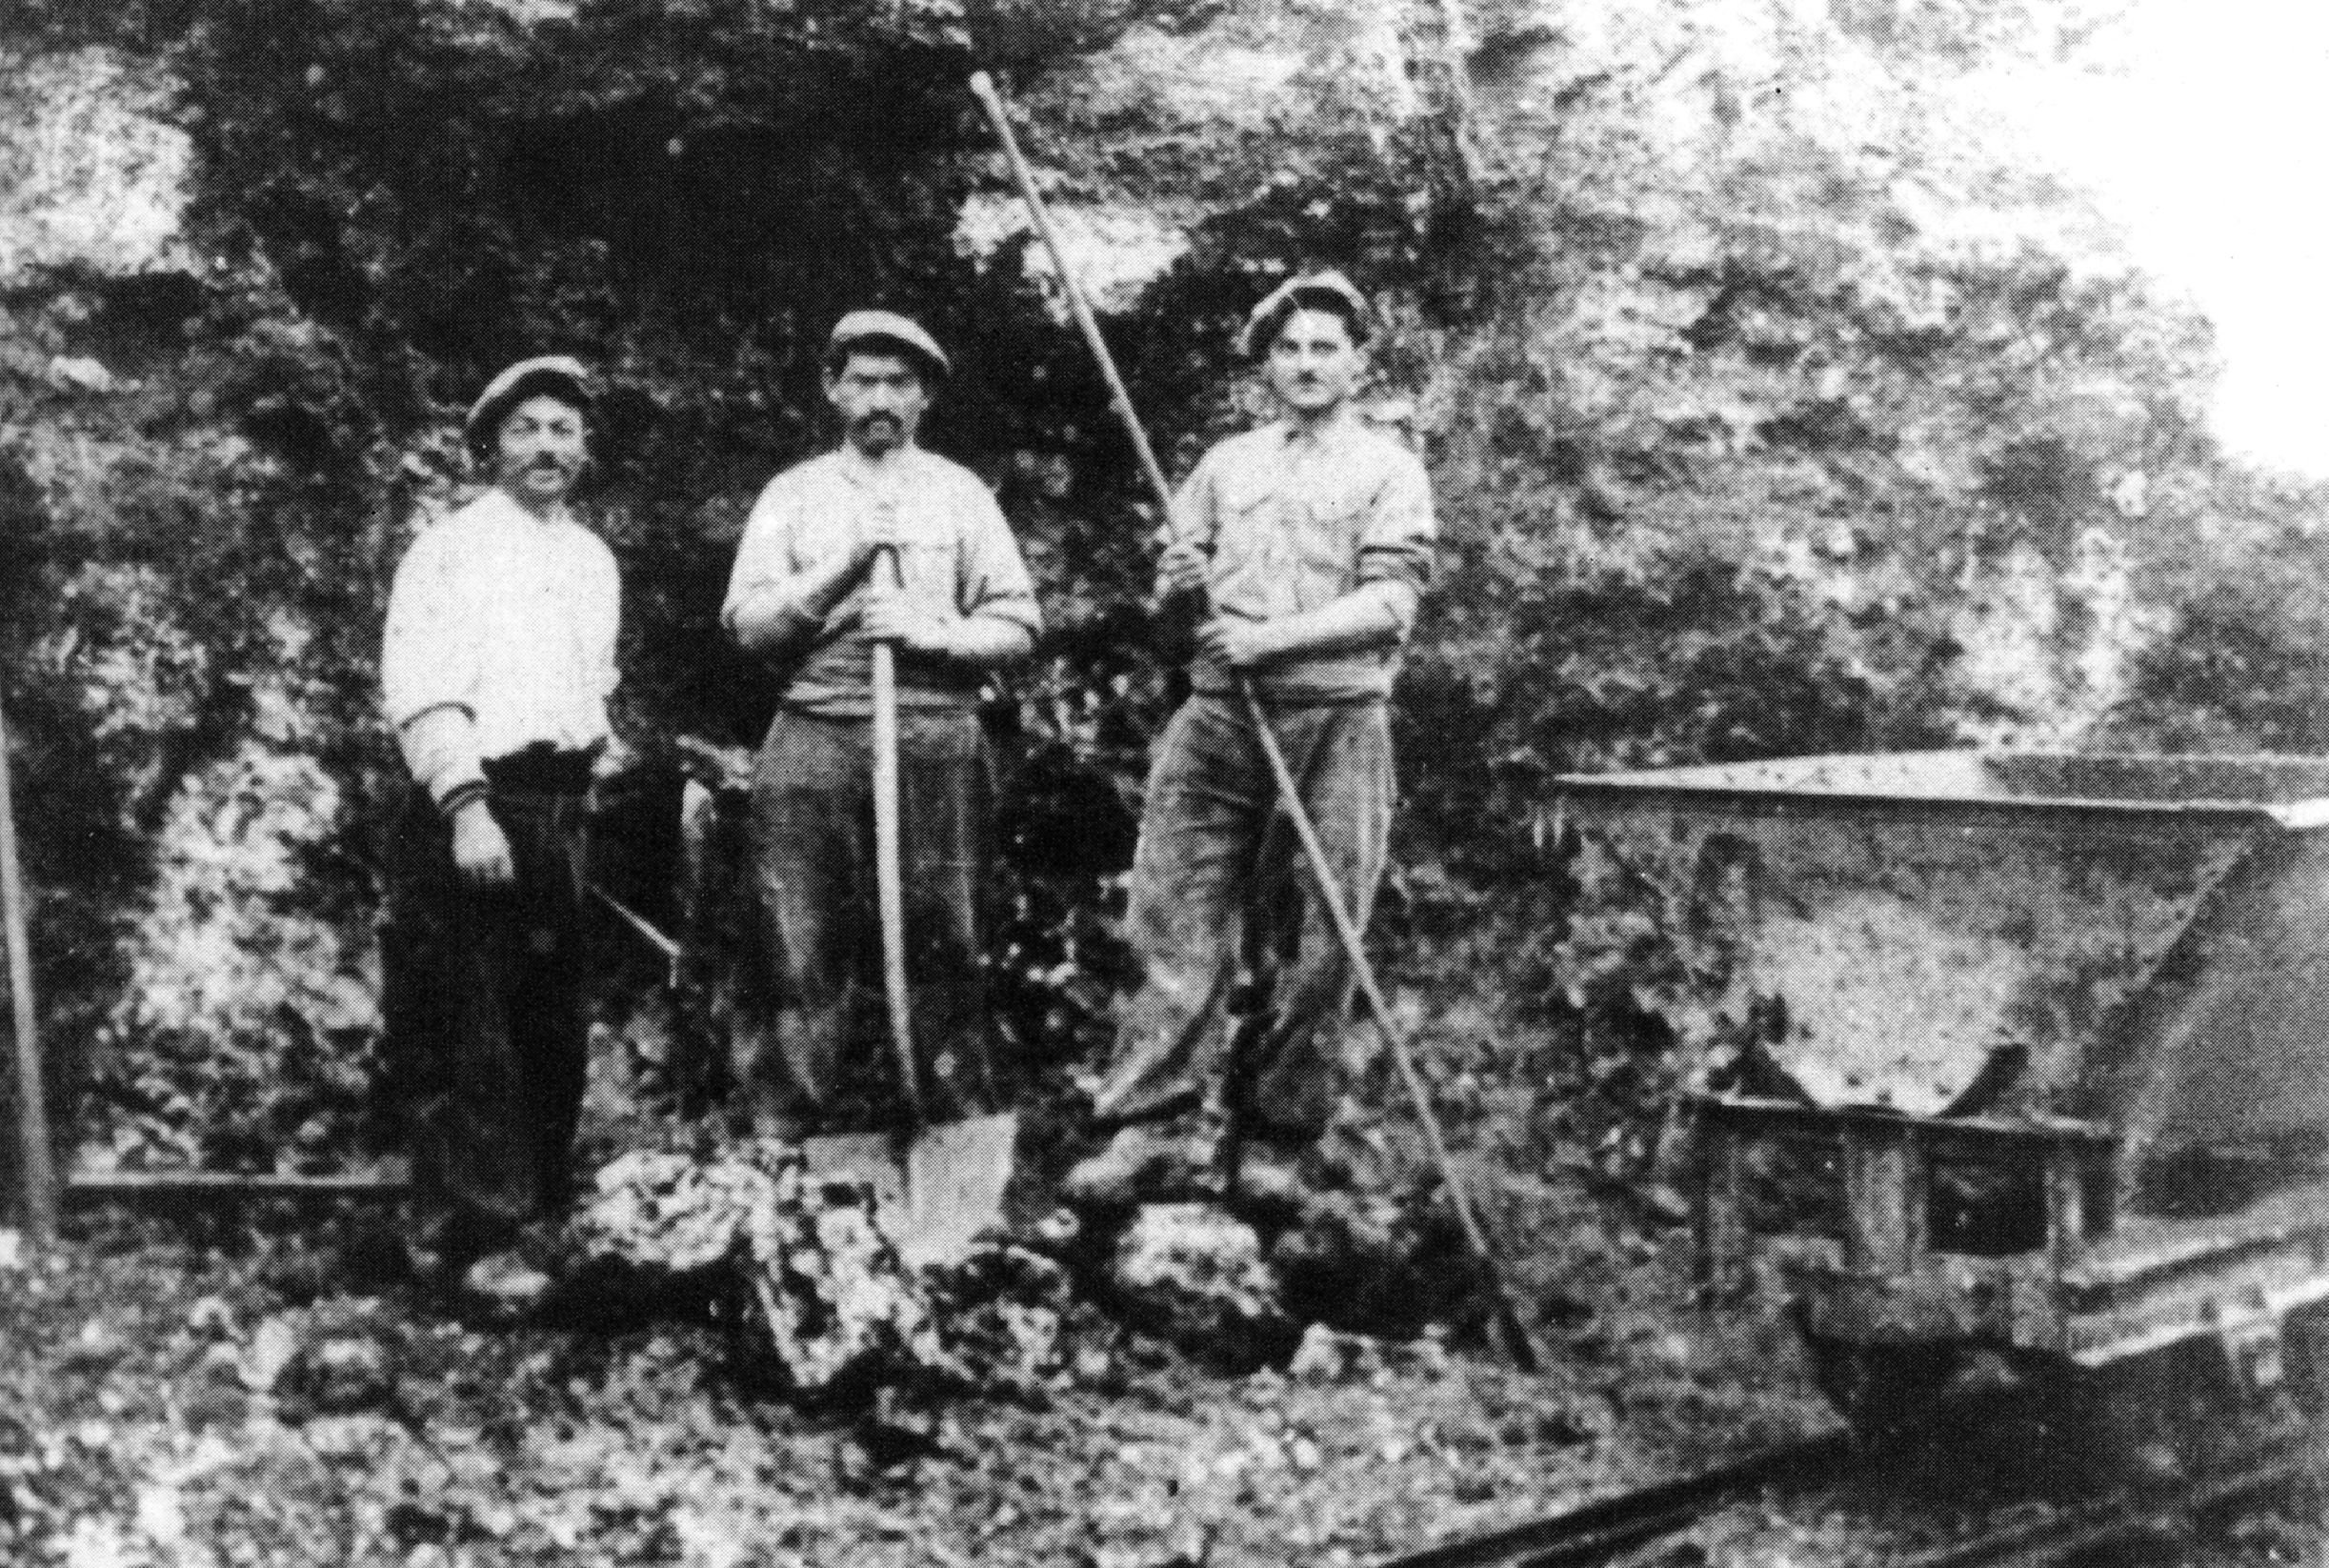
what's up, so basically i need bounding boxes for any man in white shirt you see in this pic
[723,312,1039,1140]
[380,354,621,1309]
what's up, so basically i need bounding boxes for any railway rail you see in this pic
[1897,1432,2319,1568]
[1370,1432,1856,1568]
[1373,1423,2322,1568]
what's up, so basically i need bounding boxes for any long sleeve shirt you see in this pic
[722,447,1041,717]
[381,486,620,805]
[1173,412,1437,702]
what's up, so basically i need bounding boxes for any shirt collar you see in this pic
[1275,406,1364,452]
[833,444,926,492]
[480,484,575,530]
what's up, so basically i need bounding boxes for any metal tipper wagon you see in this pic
[1555,752,2329,1454]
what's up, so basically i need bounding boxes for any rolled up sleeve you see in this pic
[1354,447,1436,635]
[957,480,1041,638]
[722,477,824,658]
[584,540,621,702]
[382,525,486,805]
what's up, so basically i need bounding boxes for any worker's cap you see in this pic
[1239,270,1374,358]
[824,310,951,383]
[464,354,594,458]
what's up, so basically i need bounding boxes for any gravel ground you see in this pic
[0,1170,1840,1568]
[9,1158,2311,1567]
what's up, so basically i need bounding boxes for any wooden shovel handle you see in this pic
[0,694,53,1245]
[868,544,923,1123]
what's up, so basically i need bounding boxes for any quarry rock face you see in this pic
[0,48,191,285]
[0,0,2261,1228]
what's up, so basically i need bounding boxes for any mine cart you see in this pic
[1555,752,2329,1452]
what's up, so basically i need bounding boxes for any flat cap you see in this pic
[825,310,951,380]
[464,354,593,457]
[1239,270,1374,357]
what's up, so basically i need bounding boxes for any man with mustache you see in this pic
[723,312,1039,1141]
[380,355,623,1310]
[1065,271,1437,1213]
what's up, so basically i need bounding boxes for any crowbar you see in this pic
[591,881,682,991]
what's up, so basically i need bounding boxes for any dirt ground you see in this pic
[27,990,2322,1568]
[0,1165,1842,1568]
[12,1177,2329,1566]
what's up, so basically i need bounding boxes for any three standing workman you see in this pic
[1065,271,1439,1212]
[722,312,1042,1141]
[381,355,624,1309]
[379,275,1429,1310]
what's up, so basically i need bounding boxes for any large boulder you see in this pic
[1105,1202,1296,1373]
[575,1144,944,1401]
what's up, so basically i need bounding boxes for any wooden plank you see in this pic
[1698,1093,2115,1146]
[0,694,55,1244]
[1695,1116,1751,1300]
[65,1167,411,1202]
[1840,1122,1924,1275]
[2043,1143,2089,1270]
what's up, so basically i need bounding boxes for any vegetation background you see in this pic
[1,0,2322,1196]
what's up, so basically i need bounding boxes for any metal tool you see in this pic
[591,880,683,991]
[593,750,1014,1272]
[800,539,1016,1267]
[970,69,1544,1370]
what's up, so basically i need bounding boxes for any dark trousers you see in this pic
[742,707,996,1132]
[1092,694,1393,1141]
[382,768,591,1250]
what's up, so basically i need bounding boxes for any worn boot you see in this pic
[1230,1135,1315,1217]
[458,1251,553,1322]
[1061,1113,1226,1208]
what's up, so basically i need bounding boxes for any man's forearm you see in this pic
[727,553,864,657]
[396,703,487,811]
[926,613,1035,668]
[1245,581,1416,662]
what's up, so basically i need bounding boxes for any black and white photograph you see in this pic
[0,1,2325,1562]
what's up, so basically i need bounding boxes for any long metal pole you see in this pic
[0,694,57,1245]
[971,70,1543,1372]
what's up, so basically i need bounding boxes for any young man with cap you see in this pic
[1064,271,1437,1211]
[380,354,621,1309]
[723,311,1039,1140]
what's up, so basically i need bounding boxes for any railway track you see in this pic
[1897,1431,2319,1568]
[1373,1425,2322,1568]
[1370,1431,1856,1568]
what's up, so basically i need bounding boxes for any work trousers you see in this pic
[381,764,592,1250]
[743,707,996,1132]
[1092,693,1394,1142]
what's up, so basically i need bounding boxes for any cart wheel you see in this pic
[2284,1304,2329,1419]
[1801,1335,1960,1442]
[2042,1337,2278,1491]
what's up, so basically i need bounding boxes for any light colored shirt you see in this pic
[1175,411,1437,701]
[381,486,619,803]
[722,447,1041,716]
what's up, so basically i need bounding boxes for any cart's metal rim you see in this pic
[1554,749,2329,828]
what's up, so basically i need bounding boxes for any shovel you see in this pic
[801,542,1017,1268]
